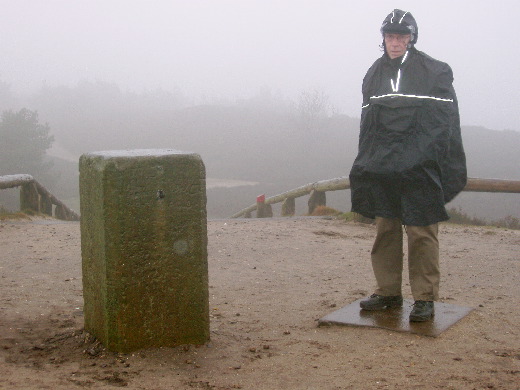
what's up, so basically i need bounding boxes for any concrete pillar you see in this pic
[79,149,209,353]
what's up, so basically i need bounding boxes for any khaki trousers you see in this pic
[371,217,440,301]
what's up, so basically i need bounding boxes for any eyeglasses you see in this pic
[384,33,411,43]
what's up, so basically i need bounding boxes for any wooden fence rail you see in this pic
[0,174,80,221]
[230,177,520,219]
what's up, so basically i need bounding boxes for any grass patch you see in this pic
[309,205,343,217]
[0,206,47,221]
[340,212,374,224]
[0,208,31,221]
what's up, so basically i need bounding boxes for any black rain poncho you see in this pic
[349,48,467,226]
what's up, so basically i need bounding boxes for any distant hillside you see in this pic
[461,126,520,180]
[447,126,520,221]
[2,97,519,221]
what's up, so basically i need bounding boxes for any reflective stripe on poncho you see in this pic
[349,49,467,226]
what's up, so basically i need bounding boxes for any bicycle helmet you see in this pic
[381,9,418,45]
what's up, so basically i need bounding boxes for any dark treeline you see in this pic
[0,80,519,220]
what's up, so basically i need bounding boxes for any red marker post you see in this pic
[256,194,272,218]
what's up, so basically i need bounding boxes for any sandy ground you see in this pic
[0,216,518,390]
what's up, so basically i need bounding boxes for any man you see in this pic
[349,9,467,322]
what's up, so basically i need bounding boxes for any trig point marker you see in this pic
[79,149,209,352]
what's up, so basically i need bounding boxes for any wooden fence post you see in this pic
[20,182,39,213]
[55,204,66,220]
[281,197,295,216]
[308,190,326,215]
[40,193,53,216]
[256,194,273,218]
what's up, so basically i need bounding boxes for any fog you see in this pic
[2,0,520,131]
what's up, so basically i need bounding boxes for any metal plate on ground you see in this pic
[318,299,473,337]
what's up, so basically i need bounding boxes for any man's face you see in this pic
[384,33,411,59]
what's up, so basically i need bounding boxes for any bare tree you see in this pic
[296,89,331,133]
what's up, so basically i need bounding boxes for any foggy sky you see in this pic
[2,0,520,131]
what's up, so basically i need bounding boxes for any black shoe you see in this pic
[409,300,434,322]
[360,294,403,311]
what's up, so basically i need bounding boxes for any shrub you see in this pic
[447,207,520,230]
[494,215,520,230]
[447,207,487,226]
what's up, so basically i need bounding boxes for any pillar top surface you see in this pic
[83,149,195,159]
